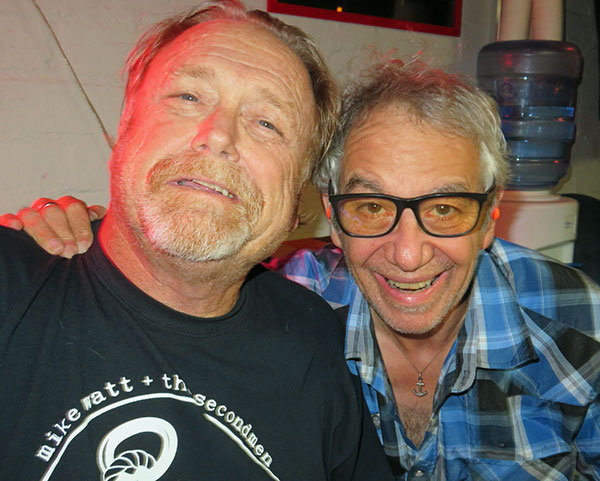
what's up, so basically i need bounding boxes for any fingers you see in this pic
[3,196,101,258]
[18,201,73,257]
[18,196,96,258]
[55,196,96,254]
[87,204,107,221]
[0,213,24,230]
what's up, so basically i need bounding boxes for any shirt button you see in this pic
[371,413,381,430]
[413,469,425,478]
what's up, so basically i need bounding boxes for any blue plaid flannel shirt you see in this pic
[268,238,600,480]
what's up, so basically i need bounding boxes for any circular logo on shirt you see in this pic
[97,417,178,480]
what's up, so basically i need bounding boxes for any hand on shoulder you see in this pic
[0,196,106,258]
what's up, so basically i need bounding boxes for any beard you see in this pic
[137,154,263,263]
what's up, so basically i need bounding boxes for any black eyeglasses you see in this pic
[328,182,495,238]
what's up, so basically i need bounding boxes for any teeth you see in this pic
[177,179,235,199]
[387,278,435,291]
[197,180,235,198]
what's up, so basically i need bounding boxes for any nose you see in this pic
[190,108,240,162]
[382,208,434,272]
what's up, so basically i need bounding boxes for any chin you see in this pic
[372,297,447,336]
[384,314,444,336]
[141,205,252,263]
[156,233,248,263]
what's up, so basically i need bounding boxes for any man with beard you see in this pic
[10,60,600,480]
[0,2,394,479]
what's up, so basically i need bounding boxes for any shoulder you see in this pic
[0,226,56,280]
[244,265,345,341]
[246,264,340,317]
[484,238,600,337]
[0,226,58,313]
[487,238,597,290]
[473,240,600,404]
[0,224,43,249]
[521,307,600,405]
[264,244,361,311]
[264,243,345,291]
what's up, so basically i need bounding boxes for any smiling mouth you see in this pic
[386,274,440,292]
[173,179,236,199]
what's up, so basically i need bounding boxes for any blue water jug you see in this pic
[477,40,582,190]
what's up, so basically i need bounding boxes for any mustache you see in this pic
[146,154,263,208]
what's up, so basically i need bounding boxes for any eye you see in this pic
[432,204,456,217]
[258,119,278,132]
[364,203,385,215]
[179,93,199,102]
[355,201,390,217]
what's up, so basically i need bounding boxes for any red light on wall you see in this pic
[336,6,342,13]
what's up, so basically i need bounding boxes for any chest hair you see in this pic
[385,356,442,447]
[396,402,432,447]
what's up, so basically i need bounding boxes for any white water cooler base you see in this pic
[494,190,578,264]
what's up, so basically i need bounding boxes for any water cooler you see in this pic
[477,40,583,263]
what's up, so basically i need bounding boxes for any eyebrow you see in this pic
[254,87,288,114]
[172,64,215,80]
[343,176,383,194]
[430,184,471,194]
[258,87,299,130]
[343,176,471,195]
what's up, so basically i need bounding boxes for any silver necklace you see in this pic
[391,338,445,397]
[385,321,464,397]
[379,312,465,397]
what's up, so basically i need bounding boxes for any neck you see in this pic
[372,301,468,370]
[371,298,470,447]
[98,210,251,318]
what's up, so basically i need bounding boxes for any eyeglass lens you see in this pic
[336,195,482,237]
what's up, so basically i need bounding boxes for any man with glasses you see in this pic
[3,60,600,479]
[272,60,600,479]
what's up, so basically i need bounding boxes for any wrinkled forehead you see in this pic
[144,19,314,101]
[340,103,483,193]
[346,100,481,161]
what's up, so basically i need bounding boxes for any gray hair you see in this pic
[121,0,338,181]
[315,59,509,193]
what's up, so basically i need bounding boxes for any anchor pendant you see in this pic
[412,372,427,397]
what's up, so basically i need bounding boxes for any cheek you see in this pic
[127,102,193,150]
[440,236,483,272]
[246,149,303,199]
[339,237,380,270]
[329,227,342,249]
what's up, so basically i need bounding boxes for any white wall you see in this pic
[1,0,597,239]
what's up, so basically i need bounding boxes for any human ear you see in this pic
[321,192,342,248]
[482,187,504,249]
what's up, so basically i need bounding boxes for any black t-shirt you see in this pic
[0,224,393,480]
